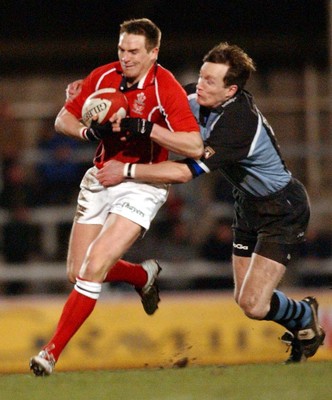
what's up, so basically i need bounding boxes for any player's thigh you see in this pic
[95,212,142,260]
[80,213,142,281]
[67,222,102,282]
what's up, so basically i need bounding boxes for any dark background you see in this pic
[0,0,329,76]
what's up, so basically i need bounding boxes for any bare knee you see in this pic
[66,256,81,283]
[238,294,269,320]
[67,256,102,283]
[80,245,116,282]
[66,264,79,283]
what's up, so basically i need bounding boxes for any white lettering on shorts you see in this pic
[121,202,145,218]
[233,243,249,250]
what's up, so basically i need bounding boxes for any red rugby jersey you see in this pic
[65,61,199,168]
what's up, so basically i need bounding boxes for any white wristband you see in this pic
[79,127,88,140]
[123,163,130,178]
[123,163,136,179]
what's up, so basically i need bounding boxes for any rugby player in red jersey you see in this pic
[29,18,203,376]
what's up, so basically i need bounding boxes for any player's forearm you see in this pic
[150,126,203,159]
[134,161,193,184]
[55,107,86,140]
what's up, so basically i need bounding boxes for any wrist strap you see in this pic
[80,126,100,141]
[80,127,89,141]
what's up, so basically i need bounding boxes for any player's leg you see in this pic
[30,180,168,375]
[232,254,251,304]
[79,213,143,281]
[66,168,162,313]
[30,214,142,376]
[67,218,153,285]
[236,250,325,363]
[66,221,102,283]
[105,259,162,315]
[67,222,160,304]
[81,209,162,314]
[235,252,286,319]
[233,179,324,362]
[101,180,168,315]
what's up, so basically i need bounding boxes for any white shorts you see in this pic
[74,166,170,230]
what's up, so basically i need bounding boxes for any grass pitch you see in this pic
[1,361,331,400]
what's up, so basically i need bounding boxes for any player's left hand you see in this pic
[120,118,154,139]
[96,160,126,186]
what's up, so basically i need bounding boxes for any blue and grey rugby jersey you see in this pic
[184,85,292,198]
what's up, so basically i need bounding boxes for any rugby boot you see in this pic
[136,259,162,315]
[30,349,55,376]
[281,296,325,363]
[281,331,306,363]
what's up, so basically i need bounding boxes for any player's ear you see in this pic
[151,47,159,60]
[227,85,238,99]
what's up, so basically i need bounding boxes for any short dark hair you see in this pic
[203,42,256,90]
[120,18,161,52]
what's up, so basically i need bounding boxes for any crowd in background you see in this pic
[0,114,332,295]
[1,121,332,264]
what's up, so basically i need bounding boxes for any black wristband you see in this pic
[127,163,133,178]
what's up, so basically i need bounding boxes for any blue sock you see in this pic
[264,290,312,331]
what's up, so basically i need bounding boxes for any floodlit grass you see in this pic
[1,361,331,400]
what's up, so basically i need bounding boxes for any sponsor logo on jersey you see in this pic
[132,92,146,115]
[204,146,215,159]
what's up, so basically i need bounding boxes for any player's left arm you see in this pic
[117,75,204,159]
[114,118,203,159]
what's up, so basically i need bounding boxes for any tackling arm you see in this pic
[134,160,194,184]
[96,159,196,187]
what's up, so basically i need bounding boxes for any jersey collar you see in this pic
[119,62,158,92]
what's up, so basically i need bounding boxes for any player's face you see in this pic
[118,33,158,84]
[196,62,237,109]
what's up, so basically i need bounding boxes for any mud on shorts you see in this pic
[232,178,310,266]
[74,166,170,232]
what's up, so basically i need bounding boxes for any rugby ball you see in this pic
[82,88,128,126]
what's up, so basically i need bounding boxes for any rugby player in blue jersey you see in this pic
[99,42,326,363]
